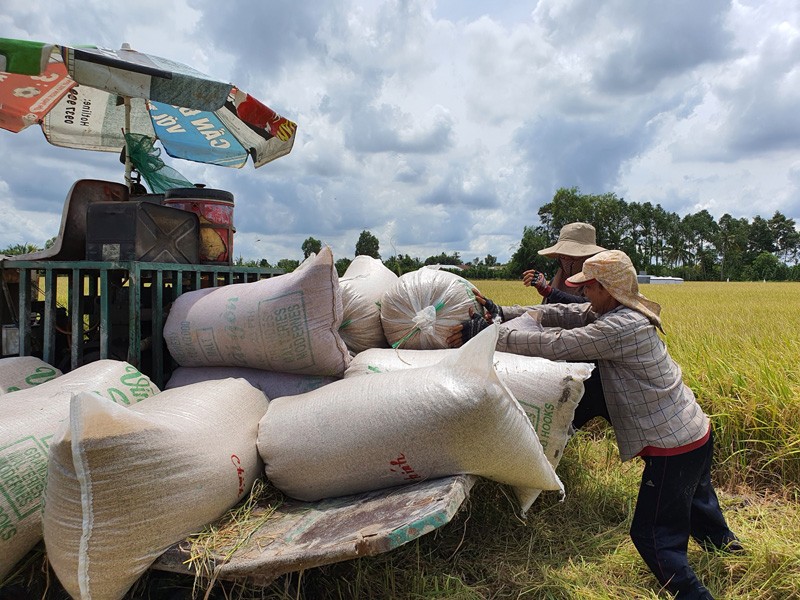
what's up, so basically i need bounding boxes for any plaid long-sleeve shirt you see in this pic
[497,303,709,461]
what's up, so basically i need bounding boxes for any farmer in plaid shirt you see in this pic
[448,249,741,600]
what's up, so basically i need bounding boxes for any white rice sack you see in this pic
[503,309,544,331]
[379,266,484,349]
[345,348,592,469]
[163,246,351,377]
[166,366,337,398]
[258,325,563,516]
[0,360,158,582]
[338,256,398,353]
[43,378,267,600]
[0,356,61,395]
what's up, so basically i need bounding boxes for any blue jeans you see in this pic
[630,432,737,599]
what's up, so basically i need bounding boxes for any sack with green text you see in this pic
[338,255,398,353]
[346,348,591,467]
[164,246,351,377]
[43,378,267,600]
[0,356,61,396]
[0,360,158,582]
[345,347,592,504]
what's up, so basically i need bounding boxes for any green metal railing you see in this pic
[0,260,282,388]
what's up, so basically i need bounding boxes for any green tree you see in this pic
[768,211,800,263]
[663,214,692,269]
[714,214,749,280]
[506,225,551,278]
[0,242,41,255]
[626,201,648,266]
[335,257,352,277]
[355,230,380,259]
[384,254,422,276]
[301,237,322,259]
[520,189,798,281]
[538,187,595,239]
[682,210,718,276]
[592,193,629,250]
[746,252,786,281]
[484,254,498,267]
[424,252,461,266]
[650,204,670,267]
[538,188,628,256]
[234,256,263,267]
[747,216,776,264]
[276,258,300,272]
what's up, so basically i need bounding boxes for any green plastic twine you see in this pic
[391,300,445,349]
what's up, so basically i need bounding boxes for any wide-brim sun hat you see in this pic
[538,222,606,258]
[565,250,663,331]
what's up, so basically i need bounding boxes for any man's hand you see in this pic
[522,269,552,297]
[446,311,491,347]
[471,288,503,323]
[483,298,504,323]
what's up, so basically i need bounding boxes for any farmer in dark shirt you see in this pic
[524,222,609,427]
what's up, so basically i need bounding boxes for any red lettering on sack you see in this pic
[389,453,421,481]
[231,454,246,495]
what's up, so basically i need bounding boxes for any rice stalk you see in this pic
[183,478,285,595]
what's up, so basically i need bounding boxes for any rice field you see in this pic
[477,280,800,490]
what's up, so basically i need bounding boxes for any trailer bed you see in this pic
[152,474,477,585]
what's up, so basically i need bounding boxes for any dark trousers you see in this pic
[630,432,737,599]
[572,363,610,429]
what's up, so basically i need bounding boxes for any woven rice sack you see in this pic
[345,348,592,469]
[0,356,61,395]
[43,378,267,600]
[0,360,158,582]
[166,366,337,399]
[258,325,563,516]
[379,266,483,349]
[338,256,398,353]
[163,246,351,377]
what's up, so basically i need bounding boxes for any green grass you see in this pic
[478,280,800,489]
[4,281,799,599]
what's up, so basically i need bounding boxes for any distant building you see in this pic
[436,264,464,272]
[637,271,684,284]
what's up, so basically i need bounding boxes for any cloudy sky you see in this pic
[2,0,799,264]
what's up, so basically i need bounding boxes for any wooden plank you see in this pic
[152,474,476,585]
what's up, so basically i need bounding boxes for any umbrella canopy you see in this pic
[0,37,297,188]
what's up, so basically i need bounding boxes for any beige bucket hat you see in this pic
[538,222,606,258]
[566,250,663,331]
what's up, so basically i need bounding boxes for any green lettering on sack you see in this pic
[0,437,49,521]
[25,366,58,386]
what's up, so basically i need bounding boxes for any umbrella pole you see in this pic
[123,96,133,192]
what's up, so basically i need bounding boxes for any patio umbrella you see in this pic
[0,37,297,190]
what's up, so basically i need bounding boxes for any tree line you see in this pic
[285,188,800,281]
[507,187,800,281]
[3,188,798,281]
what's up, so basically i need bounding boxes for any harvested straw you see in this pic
[184,477,285,596]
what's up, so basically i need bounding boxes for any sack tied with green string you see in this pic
[378,266,484,350]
